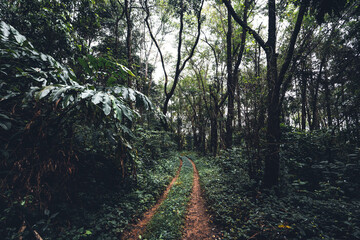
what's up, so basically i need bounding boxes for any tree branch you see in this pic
[142,0,168,95]
[277,0,309,87]
[222,0,266,51]
[179,0,204,73]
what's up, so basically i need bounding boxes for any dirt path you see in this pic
[182,157,221,240]
[121,159,183,240]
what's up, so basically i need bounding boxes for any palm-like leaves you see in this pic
[1,20,153,128]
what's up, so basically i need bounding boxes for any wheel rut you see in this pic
[182,156,221,240]
[121,159,183,240]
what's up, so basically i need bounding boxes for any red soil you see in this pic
[182,157,221,240]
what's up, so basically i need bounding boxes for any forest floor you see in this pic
[122,156,220,240]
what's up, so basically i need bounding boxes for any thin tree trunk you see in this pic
[312,60,323,130]
[225,2,234,148]
[236,81,242,131]
[301,63,307,130]
[307,102,312,130]
[324,72,332,127]
[125,0,132,88]
[225,0,248,148]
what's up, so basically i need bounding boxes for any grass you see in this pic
[141,156,194,240]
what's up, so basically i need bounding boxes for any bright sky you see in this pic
[147,0,280,83]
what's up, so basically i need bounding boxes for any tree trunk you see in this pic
[311,61,323,130]
[222,0,308,188]
[225,3,234,149]
[324,72,332,127]
[236,81,242,131]
[264,56,280,187]
[210,88,219,156]
[225,0,248,148]
[125,0,132,88]
[301,64,307,130]
[263,0,280,188]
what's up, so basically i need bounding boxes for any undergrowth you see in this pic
[192,129,360,240]
[141,156,193,240]
[0,152,180,239]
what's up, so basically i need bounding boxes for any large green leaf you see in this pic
[117,63,135,77]
[102,94,111,116]
[0,21,157,165]
[37,86,55,100]
[80,89,95,99]
[91,92,104,105]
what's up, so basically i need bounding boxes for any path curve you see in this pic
[121,159,183,240]
[182,157,220,240]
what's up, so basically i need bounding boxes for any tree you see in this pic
[223,0,310,187]
[142,0,204,115]
[0,0,81,62]
[0,21,154,205]
[225,0,249,148]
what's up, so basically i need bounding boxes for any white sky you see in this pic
[148,0,269,82]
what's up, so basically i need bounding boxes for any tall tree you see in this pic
[223,0,310,187]
[225,0,249,148]
[142,0,204,115]
[124,0,134,88]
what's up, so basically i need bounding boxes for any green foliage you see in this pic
[193,135,360,240]
[0,20,157,239]
[309,0,350,23]
[281,126,360,197]
[142,156,193,240]
[0,0,81,61]
[76,53,136,86]
[52,154,181,240]
[0,153,181,239]
[191,150,257,239]
[135,128,177,162]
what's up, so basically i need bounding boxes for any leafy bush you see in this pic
[281,127,360,197]
[135,128,177,164]
[0,20,162,239]
[0,152,181,239]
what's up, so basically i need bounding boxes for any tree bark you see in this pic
[301,62,307,130]
[236,81,242,131]
[324,72,332,127]
[225,2,234,148]
[262,0,280,188]
[311,60,323,130]
[124,0,133,88]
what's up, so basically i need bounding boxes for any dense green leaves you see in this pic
[0,0,80,62]
[1,20,152,124]
[0,20,156,217]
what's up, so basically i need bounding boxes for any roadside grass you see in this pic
[190,150,254,240]
[191,148,360,240]
[141,156,193,240]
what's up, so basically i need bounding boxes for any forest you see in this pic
[0,0,359,239]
